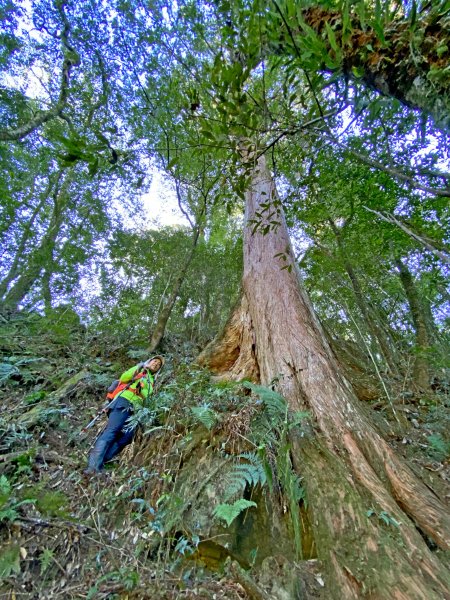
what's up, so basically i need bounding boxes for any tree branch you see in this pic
[268,3,450,131]
[363,206,450,264]
[0,1,79,142]
[320,131,450,197]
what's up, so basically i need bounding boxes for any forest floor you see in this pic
[0,312,448,599]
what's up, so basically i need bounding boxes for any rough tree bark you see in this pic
[198,156,450,598]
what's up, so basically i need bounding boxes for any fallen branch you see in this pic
[17,515,95,533]
[228,559,272,600]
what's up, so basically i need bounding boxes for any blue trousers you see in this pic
[87,396,136,472]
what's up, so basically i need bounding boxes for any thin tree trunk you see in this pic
[328,220,400,376]
[0,174,36,244]
[1,168,74,310]
[364,207,450,264]
[42,268,53,315]
[149,226,201,351]
[0,3,79,142]
[199,156,450,598]
[395,257,432,391]
[0,173,61,300]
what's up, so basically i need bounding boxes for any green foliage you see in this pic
[93,222,242,347]
[0,361,19,383]
[0,0,446,407]
[0,476,36,524]
[214,498,257,527]
[153,492,185,535]
[174,534,200,556]
[427,434,450,461]
[223,452,267,501]
[12,450,35,475]
[21,485,68,517]
[0,544,21,579]
[86,568,139,599]
[0,357,45,384]
[0,3,449,593]
[39,548,55,574]
[243,381,287,422]
[23,390,47,405]
[190,404,219,430]
[244,382,310,435]
[0,417,32,450]
[243,383,308,558]
[0,474,11,504]
[36,490,68,517]
[0,475,17,523]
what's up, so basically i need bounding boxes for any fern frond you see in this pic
[243,382,286,422]
[224,452,267,501]
[214,499,257,527]
[239,451,267,487]
[190,404,218,430]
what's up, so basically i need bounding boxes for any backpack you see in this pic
[106,372,147,400]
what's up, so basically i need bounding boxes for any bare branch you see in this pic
[174,179,194,228]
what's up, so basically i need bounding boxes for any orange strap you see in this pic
[106,372,146,400]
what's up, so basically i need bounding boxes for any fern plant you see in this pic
[0,544,21,578]
[243,381,307,558]
[223,451,267,501]
[39,548,55,574]
[213,452,267,528]
[0,475,36,524]
[243,381,287,423]
[214,499,257,527]
[190,403,219,431]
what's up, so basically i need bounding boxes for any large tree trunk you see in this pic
[199,156,450,598]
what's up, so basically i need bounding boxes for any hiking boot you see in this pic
[82,467,99,478]
[83,468,110,482]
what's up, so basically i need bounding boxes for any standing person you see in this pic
[84,355,164,475]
